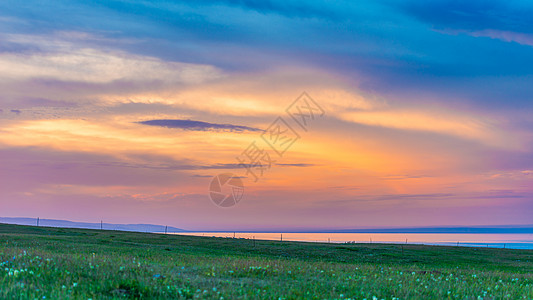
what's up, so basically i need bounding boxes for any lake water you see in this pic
[177,232,533,250]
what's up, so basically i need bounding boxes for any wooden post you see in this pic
[100,220,103,230]
[328,237,330,243]
[36,217,39,227]
[457,241,459,247]
[165,226,168,234]
[253,236,256,247]
[281,233,283,242]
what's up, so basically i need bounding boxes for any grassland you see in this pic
[0,223,532,299]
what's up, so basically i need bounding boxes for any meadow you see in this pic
[0,223,532,299]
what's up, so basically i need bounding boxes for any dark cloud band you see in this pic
[137,119,261,132]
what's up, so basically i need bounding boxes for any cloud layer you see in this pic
[1,0,532,230]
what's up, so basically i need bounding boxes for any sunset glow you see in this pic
[1,0,532,231]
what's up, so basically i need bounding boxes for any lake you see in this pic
[177,232,533,249]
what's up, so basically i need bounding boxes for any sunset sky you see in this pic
[1,0,532,230]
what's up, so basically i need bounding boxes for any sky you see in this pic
[0,0,532,230]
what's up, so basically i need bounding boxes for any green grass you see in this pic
[1,224,532,299]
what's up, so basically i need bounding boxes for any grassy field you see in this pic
[0,224,532,299]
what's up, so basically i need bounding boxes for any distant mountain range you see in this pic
[1,217,532,234]
[0,217,185,233]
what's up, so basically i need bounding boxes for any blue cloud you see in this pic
[2,0,533,110]
[398,0,533,34]
[275,163,315,167]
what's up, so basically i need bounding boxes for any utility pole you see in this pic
[253,236,256,247]
[165,226,168,234]
[100,220,103,230]
[281,233,283,242]
[36,217,39,227]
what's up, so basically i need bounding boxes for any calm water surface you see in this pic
[176,232,533,249]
